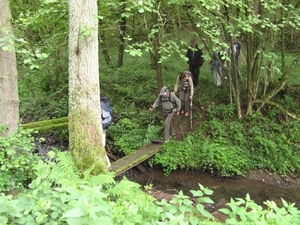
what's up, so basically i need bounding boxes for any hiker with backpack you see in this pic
[100,96,113,170]
[233,38,242,67]
[186,39,204,88]
[149,86,181,143]
[174,71,194,117]
[210,48,227,87]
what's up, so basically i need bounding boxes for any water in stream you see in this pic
[127,169,300,209]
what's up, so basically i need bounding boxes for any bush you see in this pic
[150,134,251,177]
[1,154,300,225]
[0,128,40,192]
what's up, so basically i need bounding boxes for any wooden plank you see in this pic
[111,143,163,176]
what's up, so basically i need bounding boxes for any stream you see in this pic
[35,137,300,211]
[124,169,300,210]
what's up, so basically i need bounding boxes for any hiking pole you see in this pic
[180,124,185,139]
[147,113,152,143]
[190,98,193,130]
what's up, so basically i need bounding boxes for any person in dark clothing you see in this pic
[233,38,242,67]
[186,39,204,88]
[100,97,113,170]
[210,48,227,87]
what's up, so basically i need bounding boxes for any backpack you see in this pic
[183,71,193,78]
[216,50,226,64]
[180,71,193,89]
[100,96,113,127]
[160,92,176,113]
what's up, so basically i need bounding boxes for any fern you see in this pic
[41,151,118,189]
[108,177,141,198]
[47,151,82,185]
[85,173,115,187]
[37,151,142,204]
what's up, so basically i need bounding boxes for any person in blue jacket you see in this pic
[100,96,113,170]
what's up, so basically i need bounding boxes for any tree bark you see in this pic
[69,0,107,174]
[0,0,19,136]
[117,0,126,68]
[152,0,163,91]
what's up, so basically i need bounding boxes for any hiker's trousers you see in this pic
[163,111,175,141]
[179,89,190,112]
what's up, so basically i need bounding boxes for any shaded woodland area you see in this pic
[0,0,300,224]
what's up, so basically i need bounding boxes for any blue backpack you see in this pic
[100,96,113,128]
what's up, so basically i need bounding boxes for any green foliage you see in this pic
[11,0,300,196]
[148,103,300,177]
[0,127,40,192]
[198,142,250,177]
[0,156,219,225]
[44,150,82,185]
[207,104,236,121]
[1,137,300,224]
[12,0,69,121]
[245,113,300,176]
[0,182,112,225]
[156,185,215,224]
[219,194,300,224]
[150,134,250,177]
[2,160,300,225]
[0,148,218,225]
[109,107,161,155]
[20,94,68,121]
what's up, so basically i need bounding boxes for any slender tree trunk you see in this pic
[152,0,163,90]
[154,35,162,90]
[118,0,126,68]
[0,0,19,136]
[99,32,112,67]
[69,0,107,174]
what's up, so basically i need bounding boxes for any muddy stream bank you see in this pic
[121,168,300,211]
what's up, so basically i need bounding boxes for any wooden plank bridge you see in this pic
[110,142,163,176]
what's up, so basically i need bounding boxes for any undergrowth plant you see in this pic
[1,150,300,225]
[0,127,40,192]
[219,194,300,225]
[150,134,251,177]
[0,150,219,225]
[148,103,300,177]
[109,108,161,155]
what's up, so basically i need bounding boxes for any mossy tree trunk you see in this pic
[0,0,19,136]
[69,0,107,174]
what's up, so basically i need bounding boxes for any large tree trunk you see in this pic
[69,0,107,174]
[0,0,19,136]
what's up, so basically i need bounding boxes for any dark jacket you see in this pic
[100,100,112,133]
[186,45,204,67]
